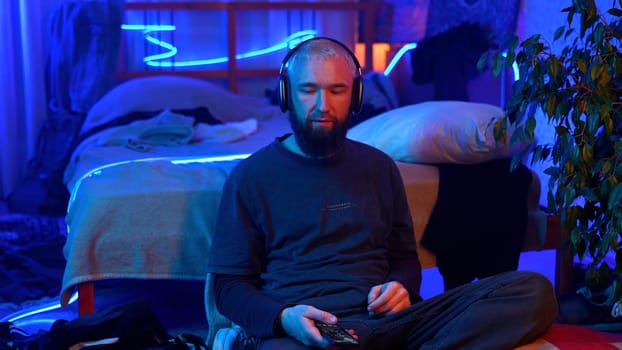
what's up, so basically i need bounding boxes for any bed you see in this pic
[56,1,572,348]
[60,73,564,307]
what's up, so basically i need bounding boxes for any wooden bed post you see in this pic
[77,282,95,316]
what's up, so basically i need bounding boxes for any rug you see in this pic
[516,323,622,349]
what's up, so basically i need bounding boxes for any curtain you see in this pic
[1,0,122,209]
[0,0,60,200]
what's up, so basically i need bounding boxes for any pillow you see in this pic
[347,100,528,164]
[83,75,284,135]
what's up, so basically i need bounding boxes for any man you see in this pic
[207,37,557,350]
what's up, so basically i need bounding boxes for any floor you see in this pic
[0,199,561,341]
[1,252,558,341]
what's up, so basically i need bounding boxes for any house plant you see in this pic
[482,0,622,309]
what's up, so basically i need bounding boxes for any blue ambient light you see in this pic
[121,24,316,67]
[170,153,251,164]
[1,291,78,323]
[383,43,520,81]
[383,42,418,76]
[501,51,520,81]
[68,154,252,213]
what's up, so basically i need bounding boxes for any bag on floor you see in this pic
[23,299,206,350]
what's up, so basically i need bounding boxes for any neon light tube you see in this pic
[67,154,252,212]
[501,51,520,81]
[384,42,417,76]
[170,153,251,164]
[1,291,79,323]
[121,25,316,68]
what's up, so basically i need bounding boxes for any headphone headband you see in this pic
[278,37,363,114]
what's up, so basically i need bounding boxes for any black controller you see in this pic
[315,321,359,347]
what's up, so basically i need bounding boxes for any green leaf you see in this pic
[609,8,622,17]
[492,53,503,77]
[580,187,599,201]
[564,186,577,205]
[571,146,580,164]
[577,59,587,73]
[477,51,489,72]
[608,183,622,210]
[602,160,612,175]
[567,6,575,25]
[581,0,598,36]
[549,58,561,78]
[591,62,601,81]
[546,95,558,116]
[587,113,600,135]
[594,23,605,47]
[554,25,566,41]
[544,166,560,177]
[581,144,593,163]
[506,51,516,68]
[508,36,518,52]
[525,116,536,137]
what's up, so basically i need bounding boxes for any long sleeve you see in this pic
[213,273,290,338]
[387,249,423,304]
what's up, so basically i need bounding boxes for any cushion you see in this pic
[347,100,527,164]
[83,75,284,135]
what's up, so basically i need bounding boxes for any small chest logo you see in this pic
[323,202,354,211]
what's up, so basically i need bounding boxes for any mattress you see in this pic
[61,115,291,305]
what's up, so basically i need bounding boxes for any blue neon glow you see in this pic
[1,291,79,323]
[68,154,251,212]
[121,24,316,67]
[384,42,417,76]
[170,153,251,164]
[501,51,520,81]
[383,43,520,82]
[121,24,176,31]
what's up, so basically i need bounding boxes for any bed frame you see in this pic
[116,1,382,93]
[72,0,572,317]
[76,214,570,316]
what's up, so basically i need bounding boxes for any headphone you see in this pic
[278,37,363,114]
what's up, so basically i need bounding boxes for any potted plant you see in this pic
[482,0,622,310]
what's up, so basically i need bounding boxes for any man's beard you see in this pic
[288,111,349,158]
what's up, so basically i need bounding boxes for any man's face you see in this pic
[287,55,354,158]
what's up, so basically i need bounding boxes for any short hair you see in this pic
[285,38,358,76]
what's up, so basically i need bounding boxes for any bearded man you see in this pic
[206,37,557,350]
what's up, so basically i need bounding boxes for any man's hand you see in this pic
[367,281,411,317]
[279,305,349,348]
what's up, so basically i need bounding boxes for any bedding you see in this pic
[348,100,531,164]
[61,109,291,306]
[60,76,548,307]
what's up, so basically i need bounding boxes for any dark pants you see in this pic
[252,271,558,350]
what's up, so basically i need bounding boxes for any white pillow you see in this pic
[83,75,284,134]
[348,100,527,164]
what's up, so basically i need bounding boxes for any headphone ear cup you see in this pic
[278,74,289,112]
[351,76,363,114]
